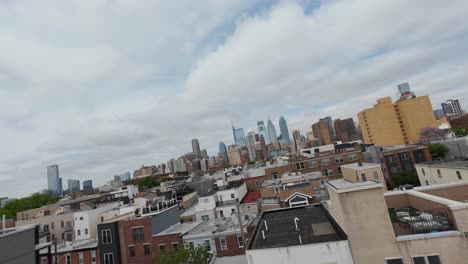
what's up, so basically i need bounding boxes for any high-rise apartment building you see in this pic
[83,180,93,190]
[278,116,291,144]
[227,147,242,166]
[322,116,336,140]
[232,125,246,149]
[334,118,357,143]
[246,132,257,162]
[312,118,333,145]
[191,139,201,159]
[257,121,269,144]
[67,179,80,193]
[47,164,62,195]
[442,99,463,117]
[167,159,175,174]
[358,93,437,146]
[266,117,278,144]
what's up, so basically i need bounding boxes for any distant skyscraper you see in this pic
[219,141,228,163]
[334,118,357,143]
[191,139,201,159]
[83,180,93,190]
[257,121,269,144]
[232,125,246,149]
[397,82,411,95]
[246,132,257,162]
[312,119,333,145]
[278,116,291,144]
[47,164,61,195]
[266,117,278,144]
[442,99,463,117]
[67,179,80,193]
[167,159,175,173]
[200,149,208,159]
[322,116,336,139]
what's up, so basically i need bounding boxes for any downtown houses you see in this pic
[2,83,468,263]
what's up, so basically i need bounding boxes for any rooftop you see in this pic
[248,204,346,250]
[341,162,381,170]
[416,159,468,169]
[155,221,202,236]
[183,220,219,238]
[327,179,382,192]
[241,191,261,204]
[0,224,37,238]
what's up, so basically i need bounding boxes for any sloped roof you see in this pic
[241,191,261,204]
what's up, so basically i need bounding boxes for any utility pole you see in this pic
[54,237,58,264]
[236,204,246,249]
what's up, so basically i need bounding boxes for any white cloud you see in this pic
[1,0,467,197]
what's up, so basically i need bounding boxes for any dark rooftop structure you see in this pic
[419,158,468,169]
[248,204,347,250]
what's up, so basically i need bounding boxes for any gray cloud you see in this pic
[1,0,467,197]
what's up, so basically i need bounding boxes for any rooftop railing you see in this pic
[388,207,455,236]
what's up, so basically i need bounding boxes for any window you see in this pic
[85,228,88,235]
[61,221,64,228]
[296,162,305,169]
[219,210,224,218]
[272,173,278,179]
[231,208,235,215]
[201,215,209,221]
[321,159,331,166]
[204,240,211,251]
[41,257,47,264]
[244,215,249,221]
[373,171,379,180]
[348,153,358,161]
[103,253,114,264]
[91,250,96,264]
[425,180,429,185]
[66,254,71,264]
[456,171,462,180]
[203,198,209,203]
[159,244,166,251]
[144,244,151,255]
[308,160,318,168]
[80,217,84,220]
[361,173,367,181]
[78,229,81,236]
[334,156,344,163]
[133,227,144,242]
[188,242,194,249]
[62,233,64,239]
[387,156,396,163]
[78,252,83,264]
[337,166,342,174]
[172,242,179,250]
[322,169,333,176]
[220,238,227,250]
[289,195,308,207]
[237,236,244,248]
[129,246,136,257]
[400,152,410,160]
[51,234,55,242]
[44,210,50,216]
[102,229,112,244]
[422,168,426,176]
[385,258,403,264]
[437,169,441,177]
[255,181,259,187]
[274,187,280,195]
[390,167,398,173]
[405,163,413,171]
[230,193,235,199]
[412,255,441,264]
[43,224,49,232]
[51,222,54,230]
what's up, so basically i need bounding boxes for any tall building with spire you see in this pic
[266,117,278,144]
[278,116,291,144]
[257,120,269,144]
[246,132,257,162]
[191,139,201,159]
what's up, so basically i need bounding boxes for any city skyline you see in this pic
[1,1,468,198]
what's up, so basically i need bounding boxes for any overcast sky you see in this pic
[1,0,468,198]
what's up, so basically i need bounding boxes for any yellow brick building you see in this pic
[358,96,437,146]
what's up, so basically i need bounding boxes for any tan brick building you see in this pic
[358,96,437,146]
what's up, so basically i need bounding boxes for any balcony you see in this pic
[216,198,239,207]
[388,207,455,236]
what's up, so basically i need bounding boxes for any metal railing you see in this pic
[389,207,455,236]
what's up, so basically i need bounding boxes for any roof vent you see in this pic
[294,217,300,231]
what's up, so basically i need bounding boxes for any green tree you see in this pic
[452,127,468,137]
[428,143,449,159]
[0,193,60,219]
[137,176,156,191]
[247,161,256,165]
[391,172,421,187]
[156,245,212,264]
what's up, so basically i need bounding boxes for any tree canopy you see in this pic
[391,172,421,187]
[137,176,157,191]
[419,127,446,143]
[428,143,449,159]
[0,193,60,219]
[452,127,468,137]
[156,245,212,264]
